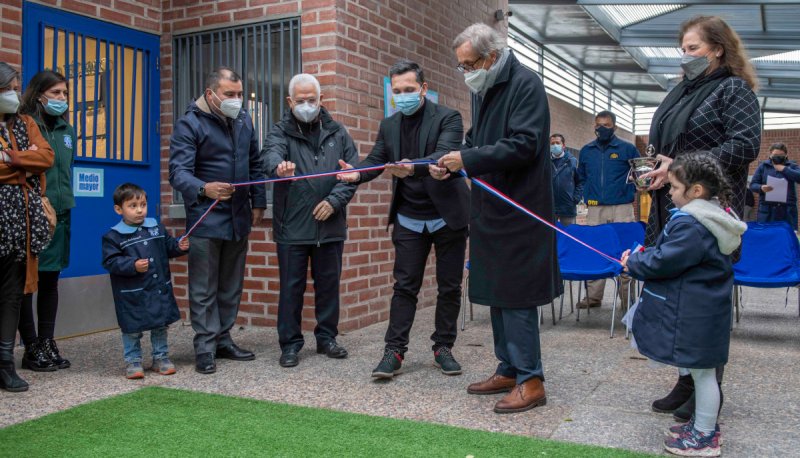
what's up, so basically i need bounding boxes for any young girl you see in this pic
[622,152,746,457]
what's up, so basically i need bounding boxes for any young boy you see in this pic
[101,183,189,379]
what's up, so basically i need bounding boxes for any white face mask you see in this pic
[292,101,320,123]
[464,68,489,94]
[0,90,20,114]
[210,91,242,119]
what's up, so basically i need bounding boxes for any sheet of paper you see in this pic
[765,175,788,203]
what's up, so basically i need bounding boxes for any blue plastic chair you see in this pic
[608,222,646,310]
[557,223,624,337]
[733,221,800,321]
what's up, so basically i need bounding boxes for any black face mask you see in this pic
[772,155,788,165]
[595,126,614,143]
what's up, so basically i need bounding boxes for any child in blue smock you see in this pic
[622,153,746,457]
[102,183,189,379]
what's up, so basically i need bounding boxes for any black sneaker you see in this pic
[433,346,462,375]
[371,349,403,379]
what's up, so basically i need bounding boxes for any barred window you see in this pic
[172,18,302,203]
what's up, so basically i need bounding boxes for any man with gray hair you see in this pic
[264,73,358,368]
[435,23,561,413]
[170,66,266,374]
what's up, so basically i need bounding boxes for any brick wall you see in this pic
[548,94,636,155]
[159,0,507,331]
[8,0,667,332]
[0,0,23,66]
[1,0,160,74]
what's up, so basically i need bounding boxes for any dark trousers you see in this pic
[19,270,60,343]
[384,224,467,354]
[277,241,343,351]
[188,236,249,355]
[491,306,544,384]
[0,254,25,343]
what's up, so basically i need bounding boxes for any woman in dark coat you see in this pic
[437,23,561,414]
[640,15,761,421]
[18,70,76,372]
[750,143,800,230]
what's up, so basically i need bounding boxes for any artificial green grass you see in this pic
[0,387,653,457]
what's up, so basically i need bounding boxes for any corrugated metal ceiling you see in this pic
[508,1,800,113]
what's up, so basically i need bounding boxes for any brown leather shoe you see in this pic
[493,378,547,413]
[467,374,516,395]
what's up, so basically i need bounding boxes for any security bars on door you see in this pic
[43,27,149,164]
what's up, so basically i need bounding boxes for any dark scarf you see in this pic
[649,67,731,157]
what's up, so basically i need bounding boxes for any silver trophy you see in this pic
[627,145,660,191]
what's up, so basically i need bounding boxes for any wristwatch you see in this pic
[198,185,206,199]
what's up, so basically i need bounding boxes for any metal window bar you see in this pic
[172,18,301,204]
[44,28,146,164]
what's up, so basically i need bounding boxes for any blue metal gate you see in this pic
[22,3,160,337]
[22,2,161,279]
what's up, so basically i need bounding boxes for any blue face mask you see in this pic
[43,98,68,116]
[595,126,615,143]
[393,92,422,115]
[550,144,564,158]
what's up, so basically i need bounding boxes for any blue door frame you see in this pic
[22,2,161,279]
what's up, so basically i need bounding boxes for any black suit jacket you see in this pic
[358,100,470,230]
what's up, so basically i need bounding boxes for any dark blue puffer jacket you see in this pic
[169,96,266,240]
[551,152,582,217]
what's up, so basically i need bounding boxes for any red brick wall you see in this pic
[1,0,160,72]
[13,1,643,332]
[548,94,636,155]
[159,0,507,331]
[0,0,23,66]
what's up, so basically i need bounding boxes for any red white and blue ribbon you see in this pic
[178,160,623,265]
[179,159,437,241]
[460,170,623,265]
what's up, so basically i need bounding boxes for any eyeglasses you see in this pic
[456,57,485,74]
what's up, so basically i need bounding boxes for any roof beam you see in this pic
[538,35,618,46]
[621,30,800,50]
[608,84,665,92]
[755,88,800,99]
[648,60,800,79]
[581,63,647,73]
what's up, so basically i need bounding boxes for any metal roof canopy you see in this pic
[509,0,800,114]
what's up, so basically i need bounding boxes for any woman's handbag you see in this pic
[41,196,57,235]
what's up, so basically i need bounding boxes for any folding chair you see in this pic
[733,222,800,322]
[608,222,646,311]
[557,224,624,337]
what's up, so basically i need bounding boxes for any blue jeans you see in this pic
[122,327,169,363]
